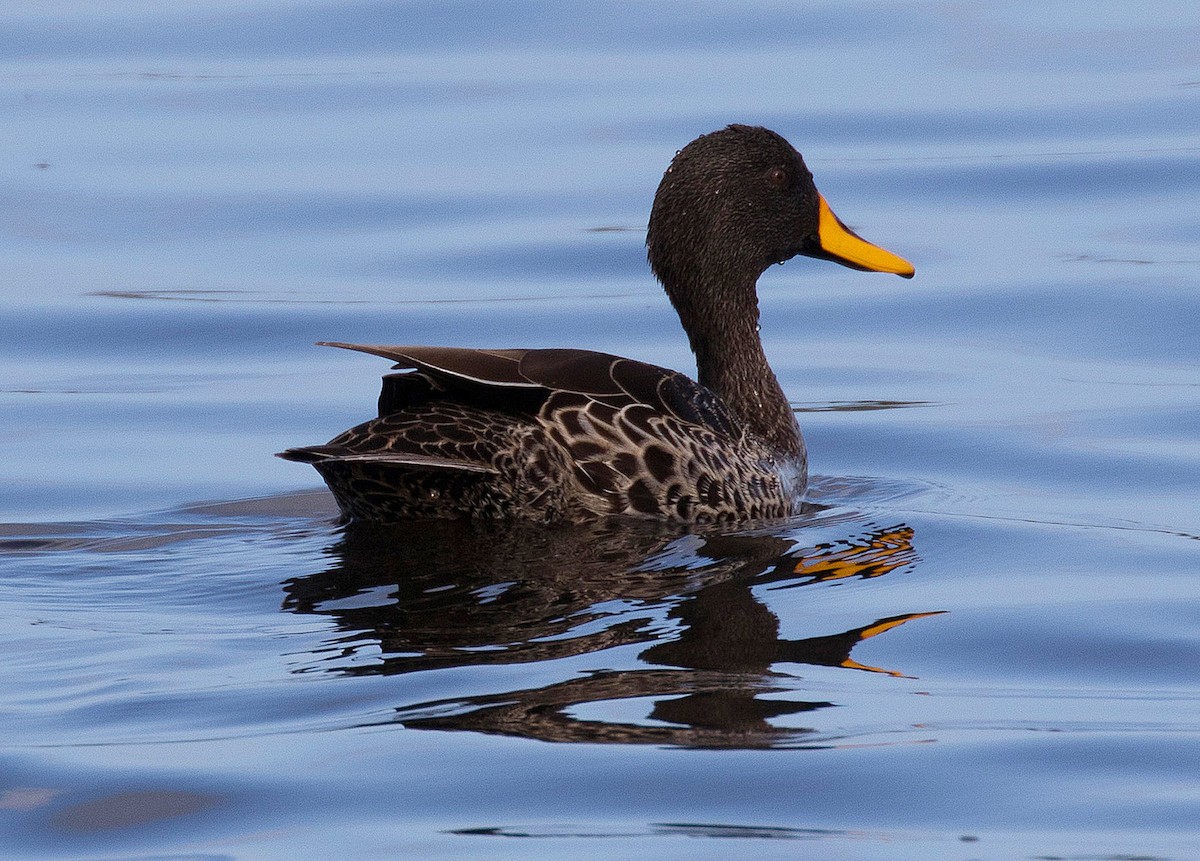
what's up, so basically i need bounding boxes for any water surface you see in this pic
[2,2,1198,859]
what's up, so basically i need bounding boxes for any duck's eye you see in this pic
[767,166,789,188]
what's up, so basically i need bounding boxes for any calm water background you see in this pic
[2,2,1199,859]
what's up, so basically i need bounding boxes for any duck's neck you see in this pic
[669,271,803,458]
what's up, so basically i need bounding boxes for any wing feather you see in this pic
[318,343,739,439]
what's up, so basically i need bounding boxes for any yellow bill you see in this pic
[816,195,915,278]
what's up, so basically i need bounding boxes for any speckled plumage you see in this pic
[281,346,805,523]
[279,125,912,523]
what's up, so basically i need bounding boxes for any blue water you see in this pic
[2,2,1199,859]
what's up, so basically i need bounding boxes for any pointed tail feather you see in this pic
[275,447,498,474]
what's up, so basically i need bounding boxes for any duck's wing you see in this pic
[319,342,534,388]
[318,342,741,439]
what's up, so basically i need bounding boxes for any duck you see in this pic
[278,124,914,523]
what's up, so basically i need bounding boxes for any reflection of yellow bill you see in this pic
[817,195,915,278]
[792,526,916,581]
[858,611,947,641]
[845,611,948,677]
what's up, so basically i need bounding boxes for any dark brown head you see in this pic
[646,125,913,311]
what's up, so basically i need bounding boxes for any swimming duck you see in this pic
[279,124,913,523]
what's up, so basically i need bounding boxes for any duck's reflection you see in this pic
[282,514,941,748]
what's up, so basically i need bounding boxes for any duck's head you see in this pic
[647,125,914,298]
